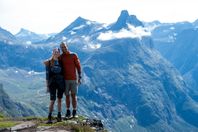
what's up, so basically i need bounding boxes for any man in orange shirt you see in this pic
[60,42,81,118]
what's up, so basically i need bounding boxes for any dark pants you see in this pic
[49,75,65,100]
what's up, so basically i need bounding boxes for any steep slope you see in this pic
[78,37,198,131]
[164,28,198,75]
[0,84,34,117]
[0,27,18,44]
[151,24,198,99]
[0,68,48,117]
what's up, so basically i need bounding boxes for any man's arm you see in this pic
[74,54,82,83]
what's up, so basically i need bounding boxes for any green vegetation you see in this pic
[0,113,4,121]
[0,121,19,128]
[0,113,4,118]
[0,113,18,128]
[21,116,47,121]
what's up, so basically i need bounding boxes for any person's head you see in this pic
[52,48,60,59]
[43,48,60,66]
[60,42,69,54]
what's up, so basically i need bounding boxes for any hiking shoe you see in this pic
[72,110,77,118]
[47,119,52,124]
[57,113,62,122]
[47,115,52,124]
[65,110,71,118]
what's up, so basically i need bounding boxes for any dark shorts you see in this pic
[49,82,64,100]
[49,76,65,100]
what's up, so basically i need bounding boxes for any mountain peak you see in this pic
[120,10,130,19]
[15,28,34,37]
[75,16,87,23]
[111,10,144,31]
[70,16,88,27]
[60,16,89,33]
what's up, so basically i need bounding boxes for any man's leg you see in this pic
[71,93,77,117]
[71,81,78,117]
[65,95,71,117]
[71,94,77,110]
[66,95,70,109]
[65,80,71,117]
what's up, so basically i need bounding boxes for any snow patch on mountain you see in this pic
[86,21,92,25]
[62,36,67,41]
[83,43,101,50]
[69,31,76,35]
[170,27,175,30]
[82,36,101,50]
[73,25,86,30]
[26,41,32,44]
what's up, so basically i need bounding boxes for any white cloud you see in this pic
[97,25,151,41]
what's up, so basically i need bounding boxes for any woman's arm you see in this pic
[44,60,50,92]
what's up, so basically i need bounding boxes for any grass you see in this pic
[0,121,19,128]
[22,116,46,121]
[0,113,4,121]
[0,113,19,128]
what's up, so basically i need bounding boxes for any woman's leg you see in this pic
[57,98,62,113]
[57,81,64,121]
[48,100,55,123]
[48,83,56,123]
[49,100,55,113]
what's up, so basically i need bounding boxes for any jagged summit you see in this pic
[111,10,144,31]
[15,28,33,37]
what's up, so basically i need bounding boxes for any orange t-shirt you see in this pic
[60,52,81,80]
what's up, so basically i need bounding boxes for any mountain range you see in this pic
[0,10,198,132]
[149,20,198,104]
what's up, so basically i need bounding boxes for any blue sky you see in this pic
[0,0,197,34]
